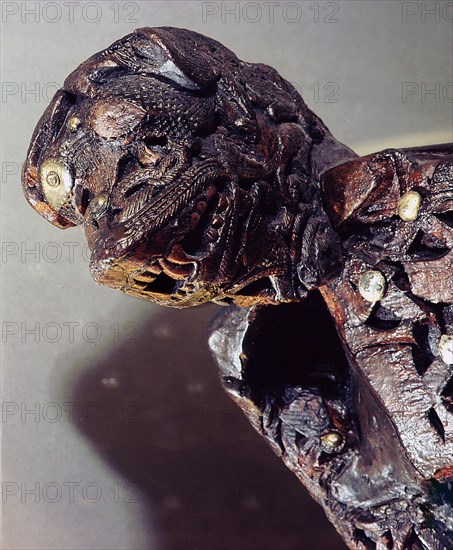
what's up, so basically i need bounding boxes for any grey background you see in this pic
[1,1,452,549]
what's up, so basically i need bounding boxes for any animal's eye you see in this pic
[40,158,74,211]
[67,115,82,132]
[138,144,162,166]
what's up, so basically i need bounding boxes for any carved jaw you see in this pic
[86,161,233,307]
[86,174,295,308]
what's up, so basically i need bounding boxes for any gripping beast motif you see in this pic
[211,145,453,548]
[23,28,453,549]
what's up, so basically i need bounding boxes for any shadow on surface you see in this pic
[68,303,346,550]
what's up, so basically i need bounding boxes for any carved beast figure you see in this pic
[22,26,355,307]
[22,28,453,549]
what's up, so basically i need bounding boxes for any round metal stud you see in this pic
[46,171,60,187]
[320,431,345,454]
[398,190,421,222]
[89,193,109,220]
[439,335,453,365]
[67,115,82,132]
[40,158,73,210]
[359,270,386,303]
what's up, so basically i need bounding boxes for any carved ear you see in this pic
[130,27,220,91]
[64,27,221,96]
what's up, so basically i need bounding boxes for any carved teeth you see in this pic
[158,257,194,279]
[166,244,192,264]
[134,273,157,286]
[207,228,219,240]
[212,215,223,229]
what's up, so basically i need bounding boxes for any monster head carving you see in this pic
[22,27,354,307]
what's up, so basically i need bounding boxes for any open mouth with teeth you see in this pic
[83,153,233,307]
[33,152,234,307]
[21,99,310,309]
[21,85,237,307]
[21,87,276,308]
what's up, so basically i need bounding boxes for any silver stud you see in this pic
[320,431,345,454]
[439,335,453,365]
[398,190,421,222]
[67,115,82,132]
[40,158,73,210]
[46,171,60,187]
[90,193,109,220]
[359,270,386,303]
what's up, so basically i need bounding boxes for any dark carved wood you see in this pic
[22,27,453,549]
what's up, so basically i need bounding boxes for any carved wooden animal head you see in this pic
[22,27,354,307]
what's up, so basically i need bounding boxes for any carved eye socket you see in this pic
[138,145,162,166]
[40,158,74,211]
[137,136,168,166]
[145,135,168,148]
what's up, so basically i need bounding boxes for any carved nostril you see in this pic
[40,158,74,210]
[79,187,92,216]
